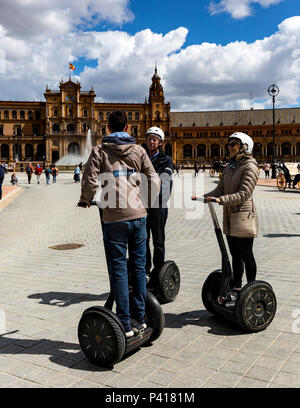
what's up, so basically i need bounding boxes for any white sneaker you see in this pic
[125,330,134,338]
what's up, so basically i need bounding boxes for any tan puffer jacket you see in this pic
[206,156,259,237]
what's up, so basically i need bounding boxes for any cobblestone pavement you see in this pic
[0,170,299,388]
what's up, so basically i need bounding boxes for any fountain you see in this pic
[55,129,93,170]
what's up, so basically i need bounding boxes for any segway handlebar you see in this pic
[191,196,220,229]
[191,196,217,203]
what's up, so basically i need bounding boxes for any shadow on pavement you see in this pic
[28,291,110,307]
[164,311,245,336]
[0,332,112,372]
[263,233,300,238]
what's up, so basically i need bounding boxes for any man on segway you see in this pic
[145,126,174,289]
[78,111,160,338]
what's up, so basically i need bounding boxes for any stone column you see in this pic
[207,145,211,158]
[21,143,25,160]
[9,144,13,161]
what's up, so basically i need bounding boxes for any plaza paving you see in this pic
[0,169,299,388]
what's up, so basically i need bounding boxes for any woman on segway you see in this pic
[205,132,259,305]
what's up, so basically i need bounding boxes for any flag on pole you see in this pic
[69,63,75,71]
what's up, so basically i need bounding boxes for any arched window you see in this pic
[12,111,17,119]
[52,123,60,133]
[53,108,58,117]
[68,142,80,156]
[67,123,75,133]
[197,144,206,157]
[128,112,132,121]
[28,111,33,120]
[36,111,41,120]
[25,144,33,159]
[36,143,46,161]
[20,111,25,119]
[106,111,110,119]
[183,144,192,158]
[211,144,220,157]
[83,109,88,118]
[1,144,9,159]
[135,112,140,121]
[282,142,291,156]
[69,108,73,118]
[267,143,274,157]
[165,143,172,157]
[98,111,103,120]
[253,143,262,157]
[4,110,9,119]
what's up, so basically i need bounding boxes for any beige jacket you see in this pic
[80,143,160,223]
[206,156,259,237]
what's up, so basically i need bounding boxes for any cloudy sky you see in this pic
[0,0,299,111]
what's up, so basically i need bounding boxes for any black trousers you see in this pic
[226,235,257,288]
[146,208,168,279]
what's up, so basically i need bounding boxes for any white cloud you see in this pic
[0,15,300,111]
[209,0,283,19]
[0,0,133,40]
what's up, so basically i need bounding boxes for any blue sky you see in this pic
[0,0,299,110]
[124,0,299,45]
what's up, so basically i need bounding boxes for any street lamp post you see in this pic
[268,84,280,179]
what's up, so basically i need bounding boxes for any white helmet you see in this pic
[228,132,254,154]
[146,126,164,141]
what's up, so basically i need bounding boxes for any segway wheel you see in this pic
[277,174,286,191]
[78,309,126,367]
[144,291,164,342]
[201,270,223,316]
[157,261,180,304]
[235,281,277,333]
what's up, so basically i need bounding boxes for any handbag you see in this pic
[230,202,256,238]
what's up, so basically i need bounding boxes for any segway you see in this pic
[77,202,164,367]
[191,197,277,332]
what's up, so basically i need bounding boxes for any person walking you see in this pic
[74,165,80,183]
[205,132,259,306]
[263,162,271,179]
[35,164,42,184]
[78,111,160,338]
[202,163,206,173]
[25,162,33,184]
[45,166,52,185]
[144,126,173,288]
[174,163,180,176]
[194,162,199,177]
[0,164,5,200]
[52,165,59,183]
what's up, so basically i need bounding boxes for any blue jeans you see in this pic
[53,175,56,183]
[46,176,50,184]
[103,217,147,332]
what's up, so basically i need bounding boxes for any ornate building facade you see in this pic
[1,68,300,167]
